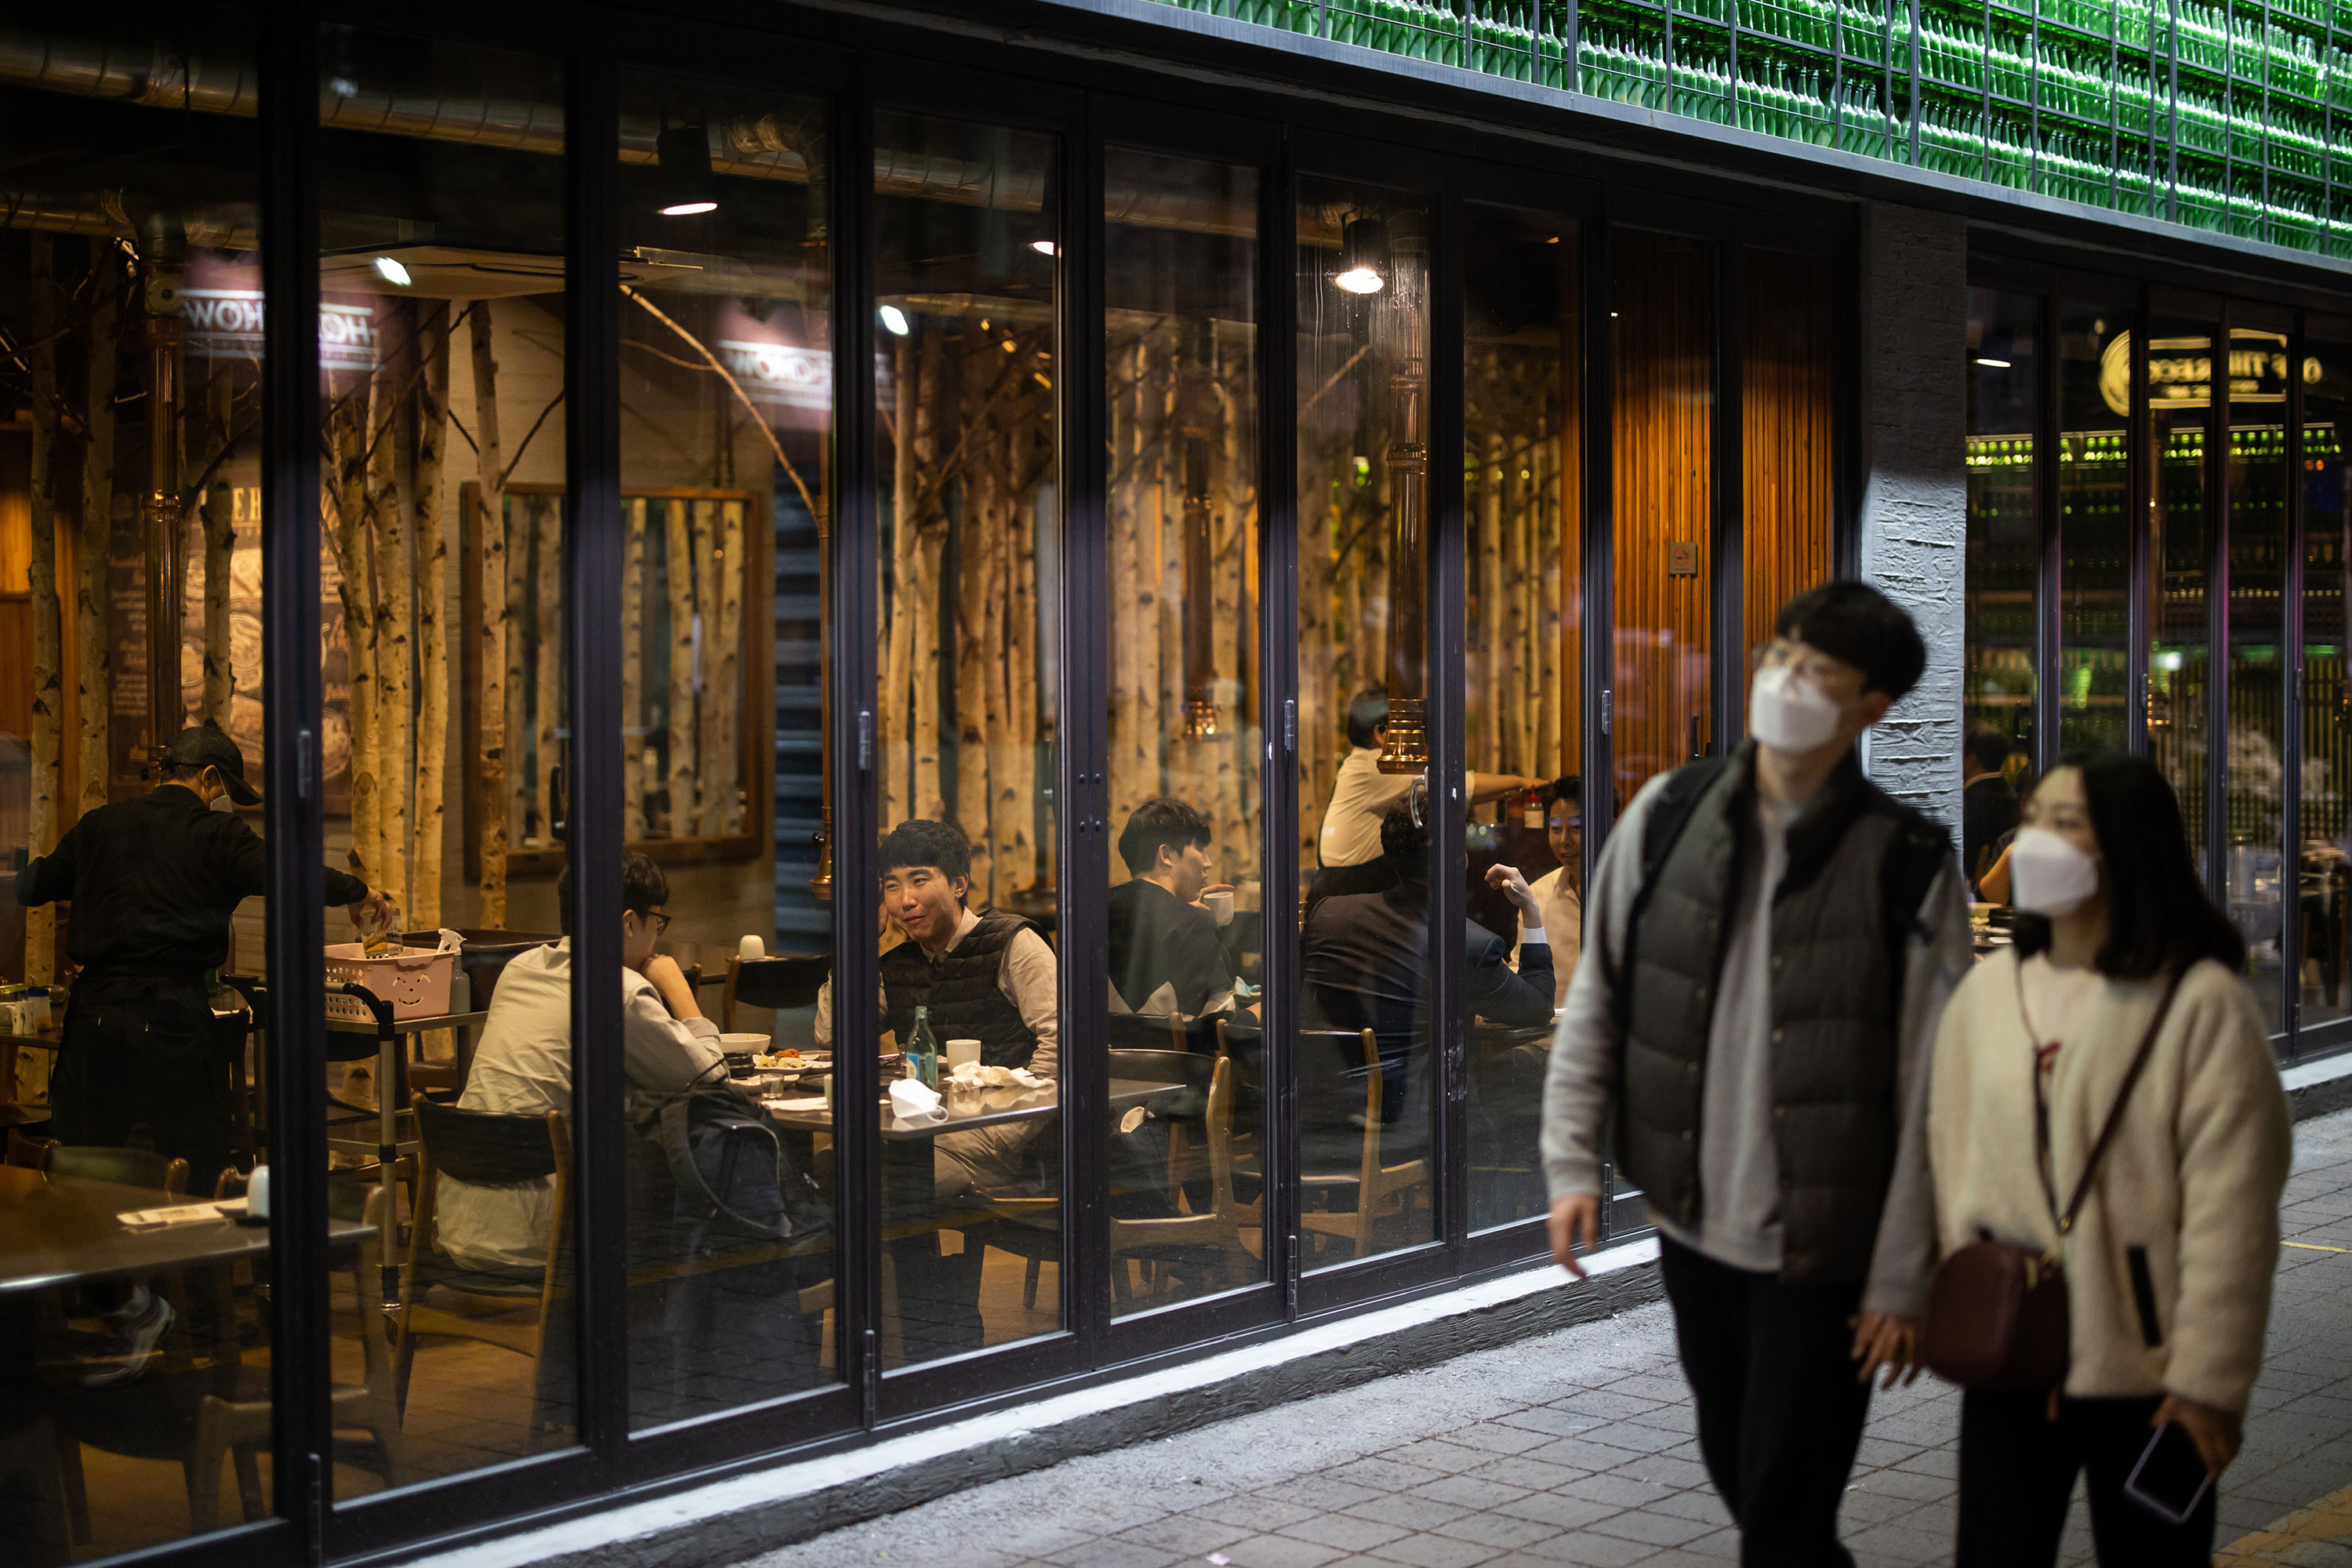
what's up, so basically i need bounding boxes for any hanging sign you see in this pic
[179,253,378,371]
[2099,329,2320,416]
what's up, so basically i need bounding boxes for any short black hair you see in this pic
[880,818,972,884]
[1346,688,1390,750]
[1380,800,1428,872]
[1773,581,1928,702]
[1549,775,1582,807]
[1119,797,1211,876]
[1968,731,2013,775]
[554,850,670,936]
[2011,752,2245,979]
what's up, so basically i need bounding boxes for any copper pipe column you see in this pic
[1377,209,1431,775]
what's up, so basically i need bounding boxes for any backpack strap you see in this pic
[1608,755,1736,1037]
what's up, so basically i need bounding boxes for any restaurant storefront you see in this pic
[0,0,2348,1562]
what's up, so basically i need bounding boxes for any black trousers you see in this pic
[1658,1236,1874,1568]
[49,981,230,1198]
[1957,1391,2216,1566]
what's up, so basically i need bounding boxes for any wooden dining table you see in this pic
[0,1165,369,1298]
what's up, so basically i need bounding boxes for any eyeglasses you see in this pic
[636,910,673,934]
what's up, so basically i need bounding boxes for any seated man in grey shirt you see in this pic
[1541,582,1972,1568]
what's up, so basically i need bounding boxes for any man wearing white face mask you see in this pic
[1541,582,1973,1568]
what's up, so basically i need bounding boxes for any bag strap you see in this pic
[2054,966,2187,1237]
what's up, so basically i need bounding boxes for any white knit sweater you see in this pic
[1927,951,2291,1412]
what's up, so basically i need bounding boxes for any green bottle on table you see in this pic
[906,1005,941,1088]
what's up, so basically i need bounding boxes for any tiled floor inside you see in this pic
[742,1104,2352,1568]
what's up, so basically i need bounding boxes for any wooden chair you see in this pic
[1108,1054,1243,1307]
[721,955,833,1032]
[42,1145,191,1196]
[6,1128,56,1169]
[187,1180,405,1528]
[393,1094,571,1448]
[1298,1029,1430,1261]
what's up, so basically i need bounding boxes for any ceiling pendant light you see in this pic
[655,119,718,217]
[1334,215,1389,296]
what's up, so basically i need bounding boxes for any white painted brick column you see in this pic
[1857,202,1969,836]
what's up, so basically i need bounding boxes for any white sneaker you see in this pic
[82,1294,175,1388]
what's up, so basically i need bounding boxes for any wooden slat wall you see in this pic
[1611,232,1715,808]
[1741,250,1835,686]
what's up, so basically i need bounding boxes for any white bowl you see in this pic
[720,1033,772,1054]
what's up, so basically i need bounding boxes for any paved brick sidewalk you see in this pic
[744,1105,2352,1568]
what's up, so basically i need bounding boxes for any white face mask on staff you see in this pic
[1748,664,1846,754]
[2007,826,2102,916]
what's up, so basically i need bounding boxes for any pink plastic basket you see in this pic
[324,943,456,1024]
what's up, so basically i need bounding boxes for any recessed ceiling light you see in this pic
[659,200,718,217]
[1975,357,2013,368]
[374,256,412,287]
[1031,240,1058,256]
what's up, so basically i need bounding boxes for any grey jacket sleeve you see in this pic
[1860,858,1974,1318]
[1540,775,1671,1203]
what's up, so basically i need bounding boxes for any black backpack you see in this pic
[654,1079,831,1245]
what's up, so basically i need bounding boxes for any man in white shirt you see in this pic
[1316,687,1541,898]
[435,853,727,1272]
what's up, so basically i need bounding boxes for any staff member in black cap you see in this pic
[16,724,394,1199]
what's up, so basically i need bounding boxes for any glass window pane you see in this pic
[613,71,838,1427]
[1464,205,1580,1233]
[2227,325,2289,1036]
[1297,177,1436,1268]
[1612,231,1713,808]
[2,5,275,1552]
[2058,299,2132,756]
[864,110,1061,1367]
[1102,147,1265,1313]
[1740,250,1835,700]
[1964,286,2038,887]
[318,26,578,1490]
[2303,341,2352,1031]
[2151,319,2213,881]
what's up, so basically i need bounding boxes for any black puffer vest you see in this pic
[879,908,1042,1069]
[1617,745,1946,1283]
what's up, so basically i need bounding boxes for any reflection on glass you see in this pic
[2303,343,2352,1031]
[613,71,837,1425]
[2059,298,2132,756]
[1,6,287,1552]
[1612,231,1712,807]
[1296,177,1439,1267]
[1740,250,1834,696]
[1102,147,1265,1312]
[1463,205,1580,1233]
[318,27,579,1489]
[2227,326,2290,1035]
[1963,286,2038,890]
[862,111,1062,1366]
[2151,319,2212,883]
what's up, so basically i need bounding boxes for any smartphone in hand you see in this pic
[2124,1421,2214,1526]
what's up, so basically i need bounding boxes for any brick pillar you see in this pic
[1857,203,1968,836]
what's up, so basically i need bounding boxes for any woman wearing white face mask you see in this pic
[1924,753,2290,1566]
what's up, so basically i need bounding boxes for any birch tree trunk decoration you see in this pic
[504,493,530,849]
[470,300,509,926]
[369,306,412,914]
[412,304,452,928]
[664,497,695,839]
[27,233,61,989]
[533,497,561,847]
[77,264,119,821]
[909,326,946,823]
[1110,334,1146,833]
[201,368,235,729]
[953,323,996,902]
[1004,399,1040,897]
[329,383,380,889]
[621,497,648,840]
[883,331,916,832]
[716,498,745,835]
[691,498,722,837]
[1212,372,1248,861]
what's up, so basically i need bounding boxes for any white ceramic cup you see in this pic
[1204,889,1236,927]
[945,1037,982,1069]
[739,933,766,963]
[248,1164,271,1221]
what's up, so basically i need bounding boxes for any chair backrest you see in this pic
[5,1128,56,1171]
[731,955,832,1014]
[1105,1012,1185,1052]
[1297,1027,1383,1186]
[412,1098,563,1185]
[1106,1047,1211,1088]
[45,1143,189,1195]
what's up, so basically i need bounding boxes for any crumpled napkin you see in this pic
[947,1062,1047,1090]
[888,1078,948,1126]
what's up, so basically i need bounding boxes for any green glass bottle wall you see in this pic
[1136,0,2352,256]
